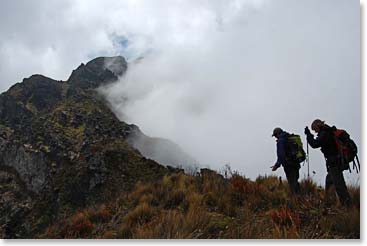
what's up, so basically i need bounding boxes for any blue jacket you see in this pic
[274,132,287,168]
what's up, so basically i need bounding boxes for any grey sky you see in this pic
[0,0,361,185]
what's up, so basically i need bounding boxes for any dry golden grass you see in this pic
[123,202,157,228]
[41,169,360,239]
[43,210,94,238]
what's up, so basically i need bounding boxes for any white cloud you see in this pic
[0,0,360,185]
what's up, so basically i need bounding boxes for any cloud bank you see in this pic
[0,0,360,185]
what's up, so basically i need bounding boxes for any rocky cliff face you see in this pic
[0,56,189,238]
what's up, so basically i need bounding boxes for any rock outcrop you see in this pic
[0,56,182,238]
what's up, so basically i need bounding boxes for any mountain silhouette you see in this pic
[0,56,194,238]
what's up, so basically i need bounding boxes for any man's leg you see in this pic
[284,165,300,195]
[324,173,334,207]
[294,165,301,194]
[328,165,351,206]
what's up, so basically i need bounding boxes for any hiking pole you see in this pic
[307,139,310,179]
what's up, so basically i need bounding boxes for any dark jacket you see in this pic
[274,132,288,168]
[306,125,339,159]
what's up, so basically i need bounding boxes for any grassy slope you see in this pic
[41,169,360,239]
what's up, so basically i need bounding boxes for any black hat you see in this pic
[272,127,283,137]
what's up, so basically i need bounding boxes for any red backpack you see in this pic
[334,129,360,173]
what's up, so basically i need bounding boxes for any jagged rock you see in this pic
[67,56,127,90]
[0,55,195,238]
[0,171,33,238]
[2,145,47,193]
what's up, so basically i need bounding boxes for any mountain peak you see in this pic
[87,56,127,77]
[0,55,197,238]
[67,56,127,90]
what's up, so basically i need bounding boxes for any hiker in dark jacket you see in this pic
[271,127,301,194]
[305,119,351,206]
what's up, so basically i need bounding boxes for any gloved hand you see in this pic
[304,126,311,136]
[271,165,279,171]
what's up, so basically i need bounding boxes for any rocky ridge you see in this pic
[0,56,190,238]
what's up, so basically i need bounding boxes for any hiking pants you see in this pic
[325,158,351,206]
[283,164,301,194]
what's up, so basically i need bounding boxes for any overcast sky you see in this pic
[0,0,361,185]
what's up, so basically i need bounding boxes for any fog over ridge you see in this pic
[0,0,360,185]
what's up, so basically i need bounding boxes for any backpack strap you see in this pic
[352,160,356,173]
[353,155,360,173]
[356,155,361,171]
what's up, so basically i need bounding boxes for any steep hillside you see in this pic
[0,56,188,238]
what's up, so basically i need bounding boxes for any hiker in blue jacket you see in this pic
[271,127,301,194]
[305,119,351,207]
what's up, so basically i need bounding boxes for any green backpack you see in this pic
[285,134,306,164]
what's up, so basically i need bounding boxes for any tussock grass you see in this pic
[41,169,360,239]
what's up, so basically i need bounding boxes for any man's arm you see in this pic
[305,127,321,148]
[274,138,286,168]
[306,133,321,148]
